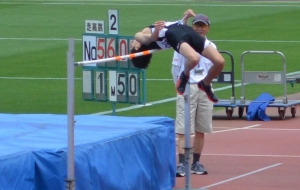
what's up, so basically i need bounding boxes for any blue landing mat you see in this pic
[0,114,175,190]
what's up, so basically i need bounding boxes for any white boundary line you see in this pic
[0,77,172,80]
[212,124,260,133]
[214,127,300,131]
[1,38,300,43]
[0,77,82,80]
[0,2,299,7]
[199,163,282,189]
[0,38,80,41]
[175,124,261,141]
[202,153,300,158]
[92,82,242,115]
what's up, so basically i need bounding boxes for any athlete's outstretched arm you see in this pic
[135,21,165,45]
[134,27,153,45]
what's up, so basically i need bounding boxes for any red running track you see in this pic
[174,105,300,190]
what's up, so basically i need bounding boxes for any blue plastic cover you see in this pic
[247,93,275,121]
[0,114,175,190]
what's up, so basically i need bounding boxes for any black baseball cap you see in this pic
[192,14,210,25]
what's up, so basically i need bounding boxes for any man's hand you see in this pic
[182,9,196,25]
[183,9,196,18]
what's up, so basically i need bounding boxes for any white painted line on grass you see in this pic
[91,97,176,115]
[92,83,241,115]
[199,163,282,189]
[0,38,82,41]
[0,77,171,81]
[0,2,299,7]
[0,77,82,80]
[1,38,300,43]
[92,70,300,115]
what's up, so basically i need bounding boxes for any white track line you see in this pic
[202,153,300,158]
[175,124,260,141]
[199,163,282,189]
[212,124,261,133]
[214,40,300,43]
[213,127,300,131]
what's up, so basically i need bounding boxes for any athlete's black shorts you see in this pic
[165,24,206,54]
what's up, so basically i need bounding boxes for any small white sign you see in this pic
[108,10,119,35]
[84,20,105,34]
[109,71,117,102]
[274,73,282,82]
[224,74,231,82]
[95,71,105,94]
[82,70,92,93]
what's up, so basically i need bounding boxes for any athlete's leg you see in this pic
[178,42,200,76]
[175,42,201,95]
[200,44,225,85]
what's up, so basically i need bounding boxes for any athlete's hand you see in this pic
[154,21,165,31]
[150,21,165,41]
[130,40,141,50]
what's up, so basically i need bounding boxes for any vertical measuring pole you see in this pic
[66,38,75,190]
[183,83,192,190]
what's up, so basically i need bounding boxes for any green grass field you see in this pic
[1,0,300,118]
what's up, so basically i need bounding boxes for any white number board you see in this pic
[108,10,119,35]
[82,35,97,66]
[109,70,117,102]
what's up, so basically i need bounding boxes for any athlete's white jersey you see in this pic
[149,20,183,49]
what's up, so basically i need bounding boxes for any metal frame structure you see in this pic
[66,38,75,190]
[238,51,300,120]
[213,51,237,119]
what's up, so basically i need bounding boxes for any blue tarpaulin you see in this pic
[0,114,176,190]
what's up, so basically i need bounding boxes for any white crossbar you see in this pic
[75,49,164,66]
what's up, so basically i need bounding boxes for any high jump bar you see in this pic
[74,49,165,66]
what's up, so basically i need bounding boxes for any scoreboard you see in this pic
[81,10,146,105]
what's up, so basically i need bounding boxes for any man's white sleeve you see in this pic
[171,65,181,84]
[171,51,184,84]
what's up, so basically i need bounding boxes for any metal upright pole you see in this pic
[183,83,192,190]
[66,38,75,190]
[142,70,147,104]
